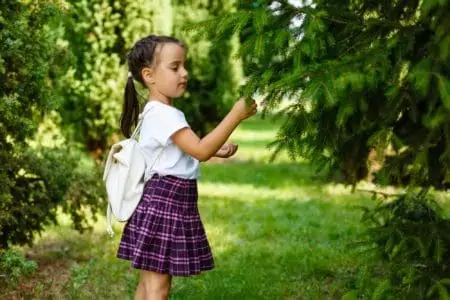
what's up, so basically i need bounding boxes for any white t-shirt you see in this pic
[139,100,200,181]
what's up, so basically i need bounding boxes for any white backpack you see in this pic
[103,109,163,236]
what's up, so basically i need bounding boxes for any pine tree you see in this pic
[204,0,450,189]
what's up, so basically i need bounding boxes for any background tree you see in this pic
[58,0,124,155]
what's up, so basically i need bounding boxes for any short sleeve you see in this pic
[142,105,189,146]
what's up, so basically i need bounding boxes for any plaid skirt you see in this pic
[117,174,214,276]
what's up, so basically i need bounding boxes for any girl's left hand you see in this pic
[215,143,238,158]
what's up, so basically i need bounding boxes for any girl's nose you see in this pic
[181,67,188,79]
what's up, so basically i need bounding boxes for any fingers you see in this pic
[228,144,235,155]
[218,142,238,158]
[226,144,233,156]
[231,143,238,156]
[249,100,258,115]
[231,144,238,156]
[227,144,235,156]
[224,143,238,157]
[235,97,258,120]
[245,101,257,117]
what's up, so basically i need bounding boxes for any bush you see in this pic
[0,145,106,248]
[0,249,37,289]
[358,190,450,299]
[0,1,105,248]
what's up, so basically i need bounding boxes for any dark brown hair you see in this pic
[121,35,185,137]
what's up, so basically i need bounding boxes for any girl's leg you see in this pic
[135,270,172,300]
[134,281,145,300]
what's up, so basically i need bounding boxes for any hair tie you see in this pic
[127,71,132,78]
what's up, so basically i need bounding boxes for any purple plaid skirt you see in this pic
[117,174,214,276]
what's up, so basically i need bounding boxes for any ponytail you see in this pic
[120,75,139,138]
[121,34,186,137]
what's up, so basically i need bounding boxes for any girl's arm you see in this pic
[172,98,257,162]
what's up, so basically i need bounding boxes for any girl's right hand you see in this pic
[232,97,258,121]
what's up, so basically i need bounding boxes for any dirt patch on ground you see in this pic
[1,257,73,299]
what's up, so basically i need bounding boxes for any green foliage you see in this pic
[205,0,450,188]
[0,248,37,288]
[359,190,450,299]
[0,1,104,248]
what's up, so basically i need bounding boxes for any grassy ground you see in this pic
[4,115,385,299]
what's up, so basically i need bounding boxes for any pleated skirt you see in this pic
[117,174,214,276]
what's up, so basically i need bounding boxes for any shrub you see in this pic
[0,249,37,289]
[359,190,450,299]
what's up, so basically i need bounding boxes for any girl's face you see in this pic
[143,43,188,103]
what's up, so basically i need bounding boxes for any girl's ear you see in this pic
[141,67,156,86]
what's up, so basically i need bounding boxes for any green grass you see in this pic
[6,115,383,299]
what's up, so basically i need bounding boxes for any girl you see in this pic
[117,34,257,300]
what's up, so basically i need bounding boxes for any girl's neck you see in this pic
[148,91,173,106]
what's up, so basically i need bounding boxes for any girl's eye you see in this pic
[171,66,178,71]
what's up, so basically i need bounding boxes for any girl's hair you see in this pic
[121,34,186,137]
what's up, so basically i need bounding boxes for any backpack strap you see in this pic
[130,106,152,140]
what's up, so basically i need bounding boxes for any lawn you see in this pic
[4,115,382,299]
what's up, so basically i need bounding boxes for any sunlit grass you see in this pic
[229,114,293,163]
[6,114,381,299]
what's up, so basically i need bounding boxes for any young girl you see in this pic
[116,35,257,299]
